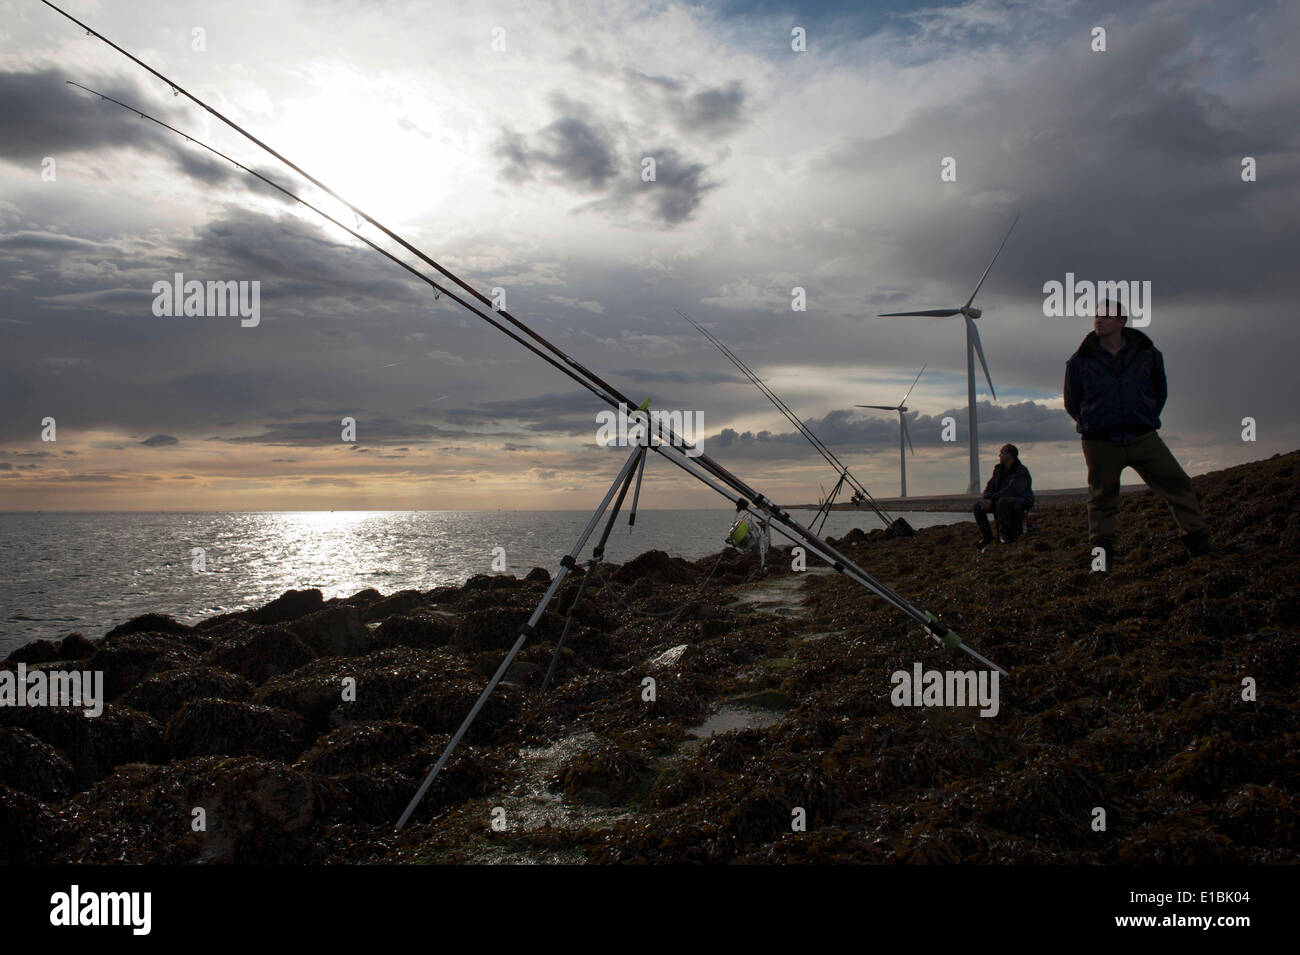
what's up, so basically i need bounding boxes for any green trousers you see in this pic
[1081,431,1207,543]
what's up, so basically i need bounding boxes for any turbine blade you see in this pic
[879,309,961,317]
[900,362,927,406]
[966,315,997,400]
[901,413,915,455]
[856,404,898,410]
[963,211,1020,309]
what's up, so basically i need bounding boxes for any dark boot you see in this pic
[1183,529,1221,556]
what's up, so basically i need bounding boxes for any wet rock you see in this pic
[255,648,475,735]
[0,726,77,801]
[3,639,62,665]
[120,665,254,723]
[362,589,427,623]
[612,550,697,586]
[104,613,190,640]
[297,721,430,775]
[0,704,164,788]
[525,567,552,584]
[452,607,562,653]
[290,606,370,657]
[372,612,456,650]
[552,737,649,801]
[60,632,96,659]
[56,756,322,864]
[165,698,306,762]
[202,625,317,684]
[87,632,203,700]
[246,588,325,626]
[0,783,61,863]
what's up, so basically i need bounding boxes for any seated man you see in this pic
[974,444,1035,548]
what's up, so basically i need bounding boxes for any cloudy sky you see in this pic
[0,0,1296,511]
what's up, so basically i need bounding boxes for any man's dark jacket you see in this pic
[981,462,1034,510]
[1064,328,1166,443]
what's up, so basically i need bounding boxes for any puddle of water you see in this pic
[727,568,833,618]
[687,704,784,739]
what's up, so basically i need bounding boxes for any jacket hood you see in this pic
[1074,326,1156,355]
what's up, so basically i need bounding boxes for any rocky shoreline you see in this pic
[2,451,1297,864]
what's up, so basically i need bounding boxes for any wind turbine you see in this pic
[879,213,1019,495]
[857,364,926,498]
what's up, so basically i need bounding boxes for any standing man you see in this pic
[1063,300,1217,571]
[974,443,1035,549]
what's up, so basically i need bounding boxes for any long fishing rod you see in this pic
[46,4,1004,688]
[60,78,958,660]
[676,308,897,530]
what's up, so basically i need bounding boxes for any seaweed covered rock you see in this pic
[55,756,322,864]
[361,589,428,623]
[612,550,697,586]
[86,631,205,700]
[246,588,325,626]
[290,606,370,657]
[255,647,475,735]
[372,612,456,650]
[165,698,307,762]
[120,665,254,723]
[0,704,164,788]
[202,624,317,684]
[60,632,96,660]
[0,783,61,863]
[0,726,77,801]
[296,721,430,775]
[552,736,649,802]
[104,613,191,640]
[2,639,62,665]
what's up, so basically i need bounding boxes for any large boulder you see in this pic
[295,721,430,775]
[202,624,317,684]
[86,632,204,700]
[611,550,697,586]
[55,756,323,864]
[372,612,456,651]
[0,704,164,788]
[0,784,61,864]
[361,589,428,623]
[290,606,371,657]
[103,613,191,640]
[120,665,254,723]
[164,699,307,763]
[0,726,77,801]
[245,588,325,626]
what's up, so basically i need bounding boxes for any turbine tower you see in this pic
[858,364,925,498]
[879,214,1018,494]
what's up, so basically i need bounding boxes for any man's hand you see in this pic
[980,498,994,512]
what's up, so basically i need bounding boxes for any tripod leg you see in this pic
[542,446,645,693]
[396,445,645,830]
[627,445,648,529]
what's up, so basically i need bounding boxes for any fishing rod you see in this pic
[676,308,898,532]
[44,1,1008,819]
[59,77,959,659]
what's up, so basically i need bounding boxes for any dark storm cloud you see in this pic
[0,69,232,187]
[494,96,619,190]
[493,82,724,224]
[674,81,746,135]
[140,434,179,447]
